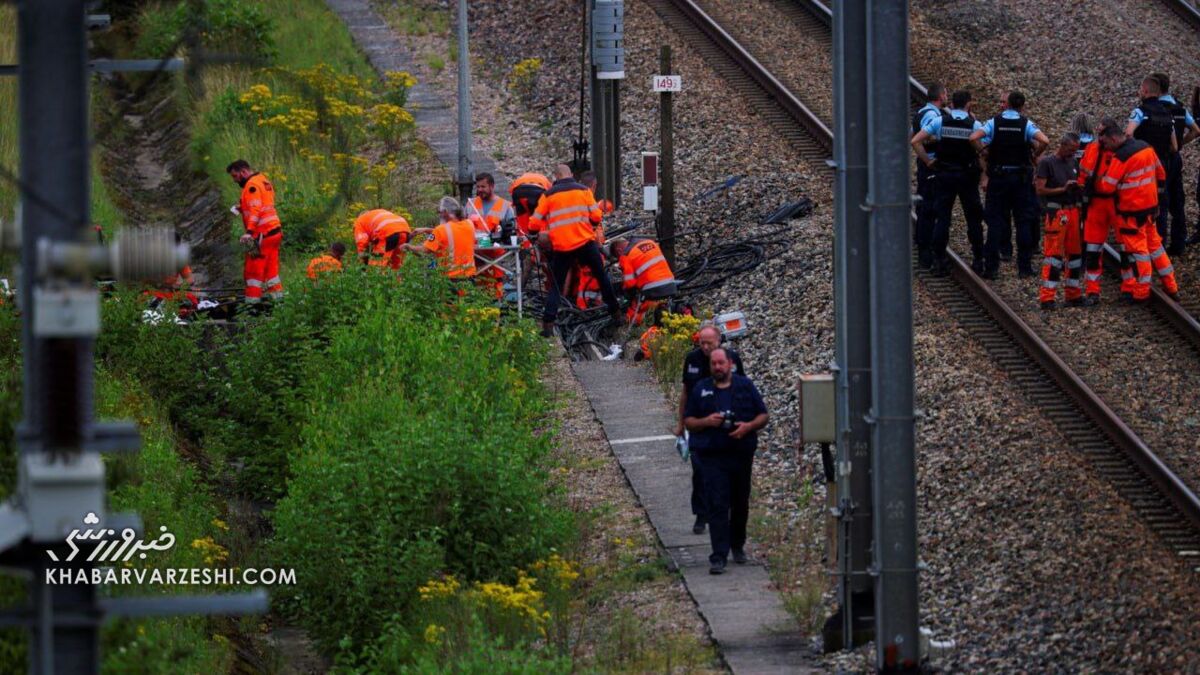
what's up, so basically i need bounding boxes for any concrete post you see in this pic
[866,0,920,669]
[658,45,675,268]
[455,0,473,201]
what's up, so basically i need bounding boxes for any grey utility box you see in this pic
[799,373,836,443]
[592,0,625,79]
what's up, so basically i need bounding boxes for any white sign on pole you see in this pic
[651,75,682,93]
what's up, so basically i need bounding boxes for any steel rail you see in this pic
[1160,0,1200,29]
[662,0,1200,544]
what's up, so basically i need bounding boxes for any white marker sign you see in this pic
[651,75,682,93]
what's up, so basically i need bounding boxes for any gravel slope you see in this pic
[370,0,1200,670]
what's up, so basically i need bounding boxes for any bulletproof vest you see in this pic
[1163,98,1189,148]
[936,111,978,169]
[987,114,1032,168]
[1133,98,1175,162]
[912,104,940,157]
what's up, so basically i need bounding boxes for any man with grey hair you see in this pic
[407,196,477,280]
[1034,132,1083,308]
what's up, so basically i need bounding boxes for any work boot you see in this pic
[1188,230,1200,246]
[931,258,950,277]
[1018,267,1035,279]
[970,258,984,275]
[981,267,998,280]
[1066,297,1084,308]
[692,517,706,535]
[540,321,555,338]
[732,549,749,565]
[1000,250,1013,262]
[1167,290,1181,301]
[709,559,726,575]
[1040,300,1057,311]
[917,249,933,270]
[1119,292,1134,305]
[1082,295,1099,307]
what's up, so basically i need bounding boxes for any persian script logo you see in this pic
[46,512,176,563]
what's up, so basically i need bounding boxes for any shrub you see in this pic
[136,0,277,62]
[648,311,700,389]
[270,266,574,657]
[507,58,543,103]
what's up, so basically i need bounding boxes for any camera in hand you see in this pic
[720,410,736,431]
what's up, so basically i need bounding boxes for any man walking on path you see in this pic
[684,348,768,575]
[676,326,745,536]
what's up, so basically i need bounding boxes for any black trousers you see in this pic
[1161,152,1186,249]
[983,170,1039,271]
[543,240,619,322]
[690,453,706,521]
[915,162,937,254]
[696,449,754,564]
[932,168,984,262]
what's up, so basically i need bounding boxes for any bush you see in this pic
[648,311,700,389]
[136,0,276,62]
[270,266,574,658]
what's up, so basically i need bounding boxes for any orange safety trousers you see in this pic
[1040,207,1082,304]
[1142,217,1178,296]
[244,230,283,302]
[1082,197,1119,297]
[1117,216,1154,301]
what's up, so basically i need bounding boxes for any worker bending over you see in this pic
[228,159,284,304]
[354,208,412,269]
[1034,133,1084,309]
[307,242,346,280]
[1096,120,1178,302]
[610,238,677,324]
[530,164,621,336]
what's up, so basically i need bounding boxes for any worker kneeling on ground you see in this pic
[1034,133,1084,309]
[354,208,412,269]
[610,237,677,325]
[307,242,346,280]
[228,159,284,304]
[530,164,622,336]
[1096,119,1179,302]
[408,196,477,281]
[683,347,768,576]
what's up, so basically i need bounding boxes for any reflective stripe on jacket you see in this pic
[239,173,281,236]
[1100,139,1165,216]
[620,239,675,292]
[529,179,602,252]
[354,209,409,255]
[424,219,477,278]
[306,255,343,279]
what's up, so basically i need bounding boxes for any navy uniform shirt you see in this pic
[682,347,745,394]
[685,374,768,453]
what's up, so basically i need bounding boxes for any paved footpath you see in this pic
[574,360,814,674]
[324,0,509,195]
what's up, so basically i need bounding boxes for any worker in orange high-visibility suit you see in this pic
[573,263,604,309]
[307,242,346,280]
[1078,132,1123,303]
[1034,134,1084,309]
[1096,121,1178,302]
[580,170,615,246]
[408,196,477,281]
[353,208,412,269]
[611,237,678,324]
[510,172,551,241]
[530,164,622,336]
[228,160,283,304]
[469,172,516,236]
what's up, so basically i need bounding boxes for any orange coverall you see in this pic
[239,174,283,303]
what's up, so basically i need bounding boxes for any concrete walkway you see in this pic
[323,0,509,195]
[573,360,813,674]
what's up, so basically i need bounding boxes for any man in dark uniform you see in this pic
[913,83,948,270]
[969,90,1050,279]
[684,348,769,576]
[676,325,745,535]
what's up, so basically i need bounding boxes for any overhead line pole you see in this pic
[456,0,473,201]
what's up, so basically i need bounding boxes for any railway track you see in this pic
[1160,0,1200,29]
[649,0,1200,568]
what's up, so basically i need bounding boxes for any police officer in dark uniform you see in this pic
[911,89,985,275]
[676,325,745,535]
[683,348,768,576]
[970,90,1050,279]
[1145,73,1198,254]
[913,83,948,270]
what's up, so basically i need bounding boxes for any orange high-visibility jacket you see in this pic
[1099,139,1165,217]
[354,209,410,256]
[306,254,343,279]
[371,219,413,269]
[239,174,281,237]
[620,239,675,292]
[510,173,551,236]
[574,263,603,308]
[1077,142,1116,196]
[423,219,477,278]
[529,179,602,252]
[469,196,513,233]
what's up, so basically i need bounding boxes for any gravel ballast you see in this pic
[366,0,1200,670]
